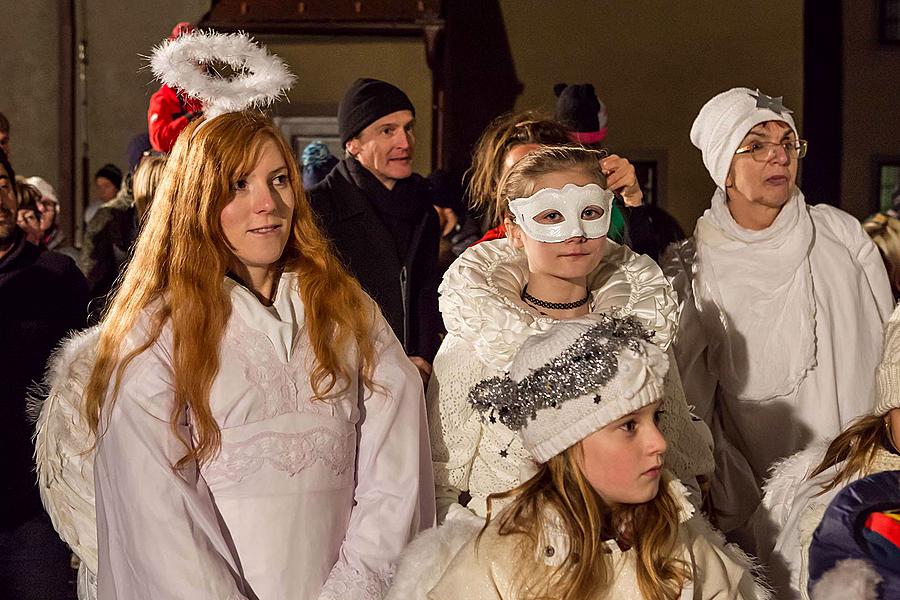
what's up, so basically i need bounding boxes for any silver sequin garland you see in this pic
[467,315,653,431]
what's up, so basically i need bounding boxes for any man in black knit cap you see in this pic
[307,78,441,384]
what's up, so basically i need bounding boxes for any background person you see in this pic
[23,176,76,258]
[78,169,136,322]
[147,22,204,153]
[300,140,338,189]
[553,82,686,261]
[863,212,900,301]
[84,164,122,227]
[806,471,900,600]
[15,183,44,245]
[308,78,444,382]
[764,304,900,598]
[0,148,88,600]
[131,154,167,221]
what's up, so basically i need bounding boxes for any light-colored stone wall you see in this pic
[0,3,61,191]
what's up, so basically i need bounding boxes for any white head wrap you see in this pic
[690,87,798,189]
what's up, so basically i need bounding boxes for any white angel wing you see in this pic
[33,326,101,574]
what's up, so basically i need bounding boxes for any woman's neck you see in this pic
[725,191,783,231]
[523,273,591,319]
[231,263,280,306]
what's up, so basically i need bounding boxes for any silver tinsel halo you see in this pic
[468,315,653,431]
[149,31,296,118]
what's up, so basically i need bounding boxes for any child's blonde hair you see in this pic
[482,444,689,600]
[864,213,900,298]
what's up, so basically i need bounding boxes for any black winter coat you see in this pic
[0,232,88,530]
[307,159,442,362]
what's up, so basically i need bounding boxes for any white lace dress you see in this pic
[428,239,715,520]
[38,272,434,600]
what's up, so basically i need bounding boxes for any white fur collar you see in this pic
[439,238,679,373]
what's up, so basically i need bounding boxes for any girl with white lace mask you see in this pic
[428,145,714,523]
[35,112,434,600]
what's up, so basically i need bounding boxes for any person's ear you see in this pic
[724,167,735,188]
[505,216,525,249]
[345,138,360,157]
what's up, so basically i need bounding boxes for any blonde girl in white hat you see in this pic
[398,317,768,600]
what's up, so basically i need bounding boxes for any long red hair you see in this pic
[84,112,377,466]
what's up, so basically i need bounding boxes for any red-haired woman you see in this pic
[40,111,433,600]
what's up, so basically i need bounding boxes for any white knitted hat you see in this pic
[690,87,798,189]
[875,303,900,415]
[24,176,59,212]
[468,316,669,463]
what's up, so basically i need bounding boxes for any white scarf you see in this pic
[693,187,816,400]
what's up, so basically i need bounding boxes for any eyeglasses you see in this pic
[734,139,808,162]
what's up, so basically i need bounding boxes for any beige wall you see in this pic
[2,1,807,235]
[0,3,61,189]
[841,1,900,218]
[81,0,208,205]
[499,1,804,230]
[1,1,208,239]
[266,37,433,175]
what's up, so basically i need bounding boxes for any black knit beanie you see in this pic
[554,83,601,132]
[95,163,123,189]
[338,78,415,146]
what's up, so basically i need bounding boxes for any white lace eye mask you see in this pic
[509,183,614,243]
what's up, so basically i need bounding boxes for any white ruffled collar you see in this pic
[438,238,679,373]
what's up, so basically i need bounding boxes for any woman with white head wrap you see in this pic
[663,87,893,553]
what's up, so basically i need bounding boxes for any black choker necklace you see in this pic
[522,285,590,311]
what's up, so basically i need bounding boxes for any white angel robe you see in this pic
[665,189,893,539]
[93,272,435,599]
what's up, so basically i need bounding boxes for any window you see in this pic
[631,160,659,206]
[879,161,900,213]
[273,115,341,161]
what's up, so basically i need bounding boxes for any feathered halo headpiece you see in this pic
[149,31,296,118]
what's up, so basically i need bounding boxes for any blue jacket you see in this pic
[808,469,900,599]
